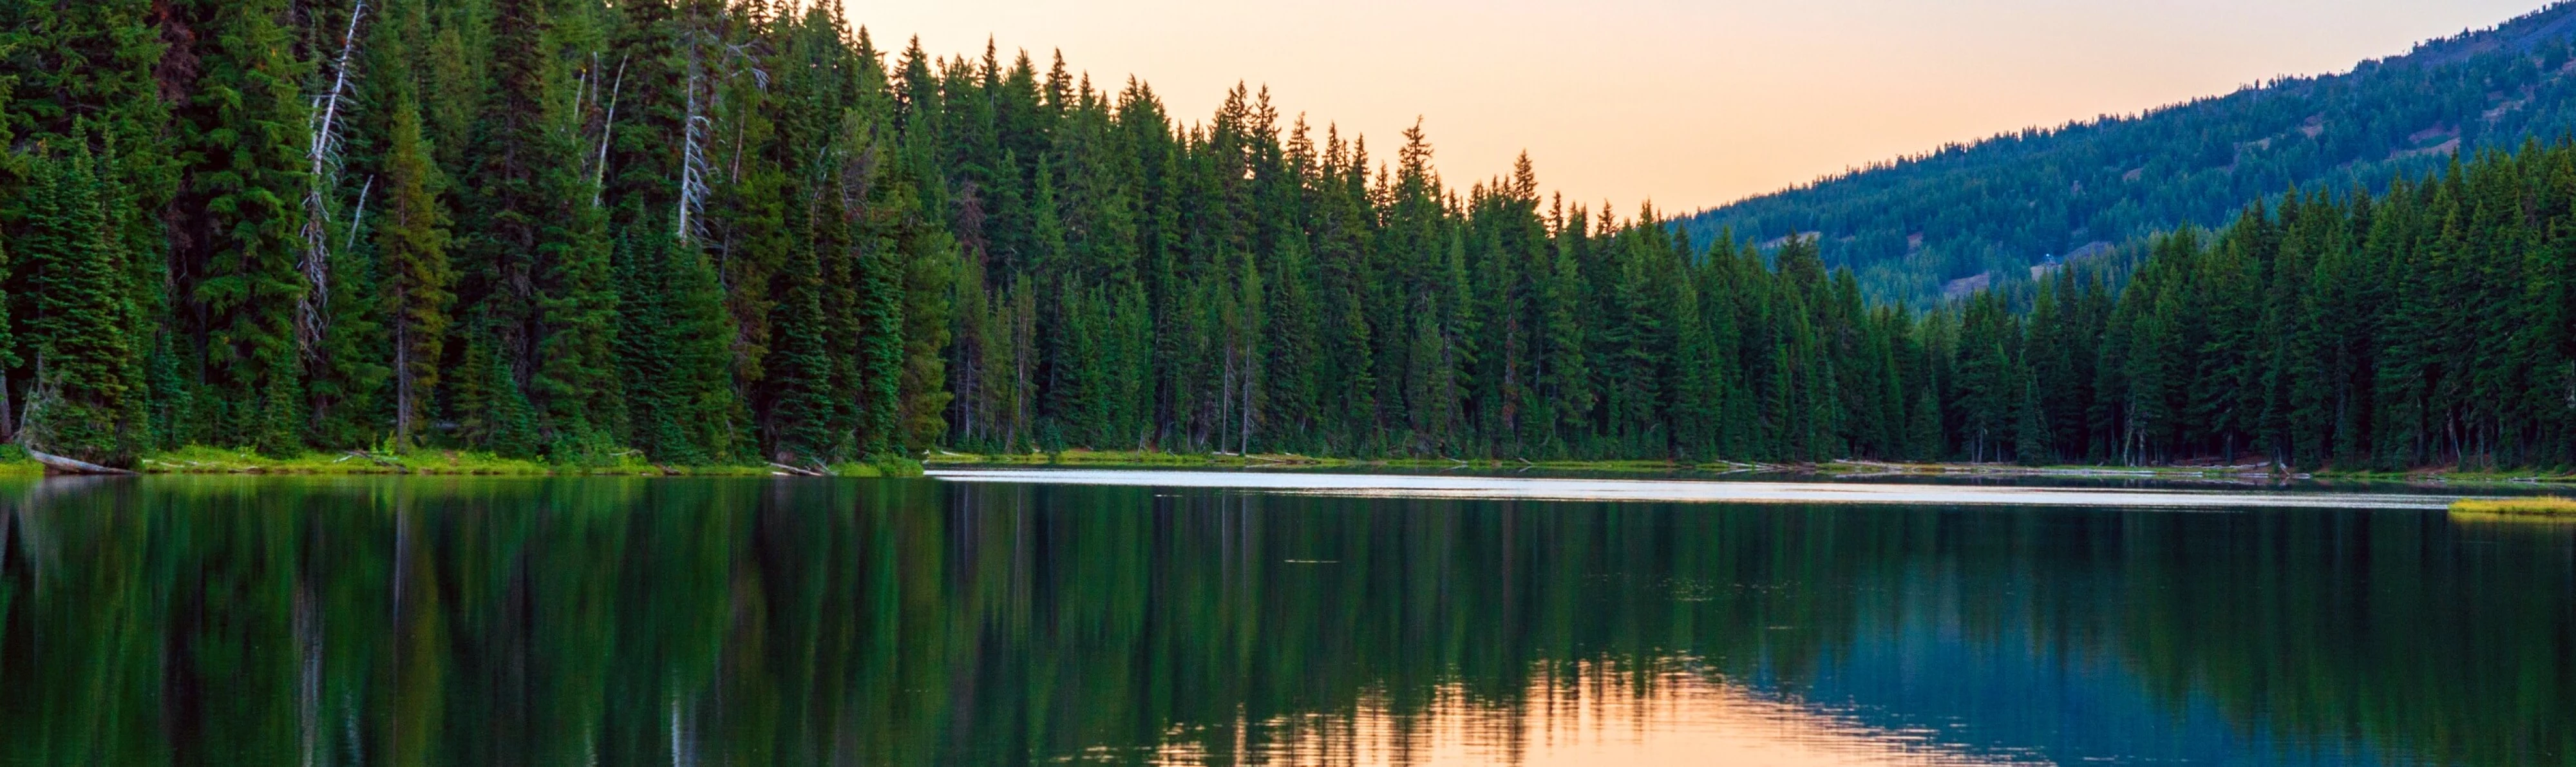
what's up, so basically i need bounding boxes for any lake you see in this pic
[1,471,2569,765]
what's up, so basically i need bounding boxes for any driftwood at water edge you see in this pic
[24,448,139,476]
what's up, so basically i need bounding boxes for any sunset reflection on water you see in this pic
[1153,660,2036,767]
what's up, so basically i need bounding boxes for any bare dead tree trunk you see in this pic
[592,57,626,208]
[677,37,710,244]
[345,176,372,254]
[24,448,137,476]
[298,0,369,359]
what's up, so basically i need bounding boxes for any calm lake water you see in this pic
[1,471,2570,766]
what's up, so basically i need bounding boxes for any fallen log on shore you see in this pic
[25,448,139,476]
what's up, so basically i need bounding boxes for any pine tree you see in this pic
[454,332,540,458]
[896,223,957,454]
[377,84,453,449]
[174,0,316,453]
[455,0,588,453]
[309,194,388,448]
[1669,274,1726,461]
[1910,387,1946,461]
[17,146,140,464]
[613,217,735,464]
[1535,227,1590,455]
[2015,377,2050,466]
[763,221,837,464]
[534,193,621,459]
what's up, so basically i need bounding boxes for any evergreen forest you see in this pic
[5,0,2575,473]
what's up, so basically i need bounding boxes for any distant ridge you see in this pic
[1679,2,2576,306]
[2401,2,2576,66]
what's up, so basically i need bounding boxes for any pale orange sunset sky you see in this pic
[847,1,2552,213]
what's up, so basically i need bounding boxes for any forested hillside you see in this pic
[6,1,2573,473]
[1679,2,2576,307]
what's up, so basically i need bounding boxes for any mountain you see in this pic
[1676,2,2576,306]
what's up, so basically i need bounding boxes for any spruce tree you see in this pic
[454,332,540,458]
[175,0,315,453]
[19,146,140,464]
[378,86,453,449]
[1671,274,1725,460]
[613,217,736,464]
[763,227,837,464]
[896,223,957,454]
[2015,378,2050,466]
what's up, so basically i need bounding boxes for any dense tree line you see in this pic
[1681,3,2576,307]
[0,0,961,466]
[8,1,2575,472]
[0,0,1977,468]
[1957,142,2576,470]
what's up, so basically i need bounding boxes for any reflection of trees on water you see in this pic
[0,478,2567,765]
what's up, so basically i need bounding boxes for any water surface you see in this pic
[0,474,2568,766]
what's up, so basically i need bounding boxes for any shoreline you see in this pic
[3,445,2568,486]
[923,450,2574,486]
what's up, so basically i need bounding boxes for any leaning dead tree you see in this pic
[580,53,628,209]
[676,35,714,245]
[298,0,369,359]
[673,16,764,247]
[11,384,137,475]
[22,448,134,476]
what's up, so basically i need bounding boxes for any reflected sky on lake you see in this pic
[1155,661,2047,766]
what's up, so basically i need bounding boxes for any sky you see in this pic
[847,0,2552,213]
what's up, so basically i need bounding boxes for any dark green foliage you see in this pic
[1975,140,2576,470]
[613,222,735,464]
[453,333,540,459]
[15,146,139,464]
[376,79,453,448]
[7,0,2571,471]
[762,216,837,464]
[166,0,314,454]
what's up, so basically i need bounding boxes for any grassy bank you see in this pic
[2450,497,2576,519]
[0,445,37,477]
[0,445,923,478]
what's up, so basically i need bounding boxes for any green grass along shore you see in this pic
[0,444,922,478]
[2449,497,2576,519]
